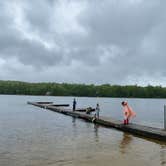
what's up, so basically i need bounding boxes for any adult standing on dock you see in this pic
[121,101,136,125]
[73,98,77,111]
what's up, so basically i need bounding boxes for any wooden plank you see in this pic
[36,102,53,104]
[75,108,95,112]
[50,104,70,107]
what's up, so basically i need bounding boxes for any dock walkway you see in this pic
[28,101,166,142]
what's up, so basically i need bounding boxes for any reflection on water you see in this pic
[72,117,76,127]
[120,133,133,154]
[161,145,166,165]
[93,124,99,142]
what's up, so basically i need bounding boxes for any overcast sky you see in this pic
[0,0,166,85]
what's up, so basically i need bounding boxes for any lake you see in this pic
[0,95,166,166]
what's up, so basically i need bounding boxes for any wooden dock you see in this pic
[28,101,166,142]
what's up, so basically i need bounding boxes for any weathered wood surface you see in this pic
[49,104,70,107]
[36,102,53,104]
[75,108,95,112]
[34,102,69,107]
[27,101,166,142]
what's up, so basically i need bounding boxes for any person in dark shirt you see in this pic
[73,98,76,111]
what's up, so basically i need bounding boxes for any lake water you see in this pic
[0,95,166,166]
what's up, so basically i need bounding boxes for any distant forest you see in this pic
[0,80,166,98]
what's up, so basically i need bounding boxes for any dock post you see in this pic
[164,105,166,130]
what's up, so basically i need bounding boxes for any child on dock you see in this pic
[92,103,100,123]
[121,101,136,125]
[96,103,100,118]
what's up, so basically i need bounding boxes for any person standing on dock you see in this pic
[121,101,136,125]
[96,103,100,118]
[73,98,77,111]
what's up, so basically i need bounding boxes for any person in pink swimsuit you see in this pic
[121,101,136,125]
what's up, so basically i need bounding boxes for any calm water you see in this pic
[0,95,166,166]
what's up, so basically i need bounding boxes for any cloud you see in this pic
[0,0,166,85]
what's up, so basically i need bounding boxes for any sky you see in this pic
[0,0,166,86]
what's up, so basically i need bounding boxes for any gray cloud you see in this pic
[0,0,166,85]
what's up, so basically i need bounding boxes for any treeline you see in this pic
[0,80,166,98]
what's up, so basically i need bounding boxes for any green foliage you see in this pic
[0,80,166,98]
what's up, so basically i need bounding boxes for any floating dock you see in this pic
[28,101,166,142]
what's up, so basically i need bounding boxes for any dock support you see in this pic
[164,105,166,130]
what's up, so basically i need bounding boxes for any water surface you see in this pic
[0,95,165,166]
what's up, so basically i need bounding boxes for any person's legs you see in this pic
[73,105,75,111]
[126,118,129,124]
[124,117,130,125]
[97,111,99,118]
[92,114,96,122]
